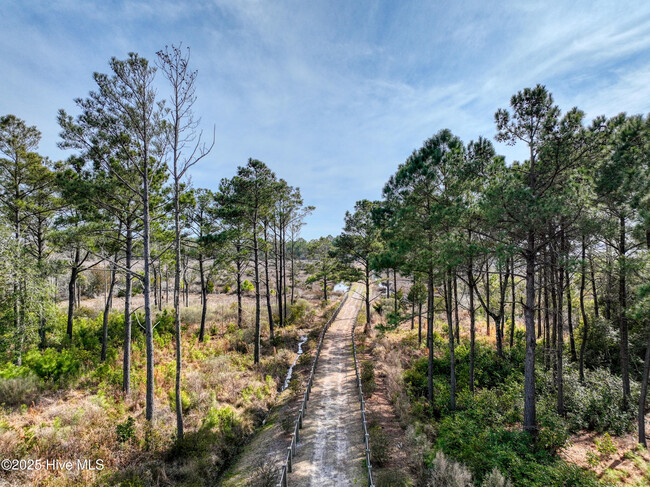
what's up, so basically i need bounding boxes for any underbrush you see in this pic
[0,296,329,486]
[378,331,616,487]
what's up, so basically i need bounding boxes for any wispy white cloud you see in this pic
[1,0,649,238]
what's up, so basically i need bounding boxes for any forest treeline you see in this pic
[331,85,650,458]
[0,47,320,444]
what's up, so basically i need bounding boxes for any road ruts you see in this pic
[288,290,365,487]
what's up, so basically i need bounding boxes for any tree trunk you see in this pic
[290,235,295,305]
[66,248,80,340]
[101,260,117,362]
[445,275,456,411]
[523,234,538,435]
[123,226,133,394]
[281,228,289,315]
[199,254,207,342]
[143,167,155,424]
[485,262,490,336]
[153,262,158,308]
[638,326,650,447]
[453,272,460,344]
[418,302,423,346]
[236,246,243,328]
[543,254,551,370]
[410,295,415,330]
[619,215,631,403]
[173,170,184,439]
[566,267,577,362]
[364,264,371,333]
[579,236,589,383]
[510,257,516,347]
[394,269,399,318]
[263,224,274,342]
[253,216,261,364]
[427,270,434,407]
[556,229,566,416]
[589,251,599,319]
[468,257,476,393]
[274,234,283,327]
[550,246,558,373]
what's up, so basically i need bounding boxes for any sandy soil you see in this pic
[287,291,366,487]
[560,417,650,485]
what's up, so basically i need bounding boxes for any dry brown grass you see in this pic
[1,292,331,486]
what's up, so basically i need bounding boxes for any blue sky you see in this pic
[2,0,650,239]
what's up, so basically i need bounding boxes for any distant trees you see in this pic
[332,199,383,333]
[0,115,54,364]
[306,236,343,303]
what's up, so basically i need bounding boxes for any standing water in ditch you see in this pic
[333,282,350,293]
[281,335,308,392]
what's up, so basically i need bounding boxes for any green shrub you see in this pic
[116,416,136,443]
[169,389,193,413]
[202,405,243,444]
[24,348,81,382]
[537,404,570,453]
[595,433,617,458]
[154,309,176,336]
[361,360,377,397]
[551,367,636,435]
[0,362,31,379]
[287,299,315,325]
[374,469,410,487]
[369,422,390,467]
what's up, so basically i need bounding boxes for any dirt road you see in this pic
[287,290,365,487]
